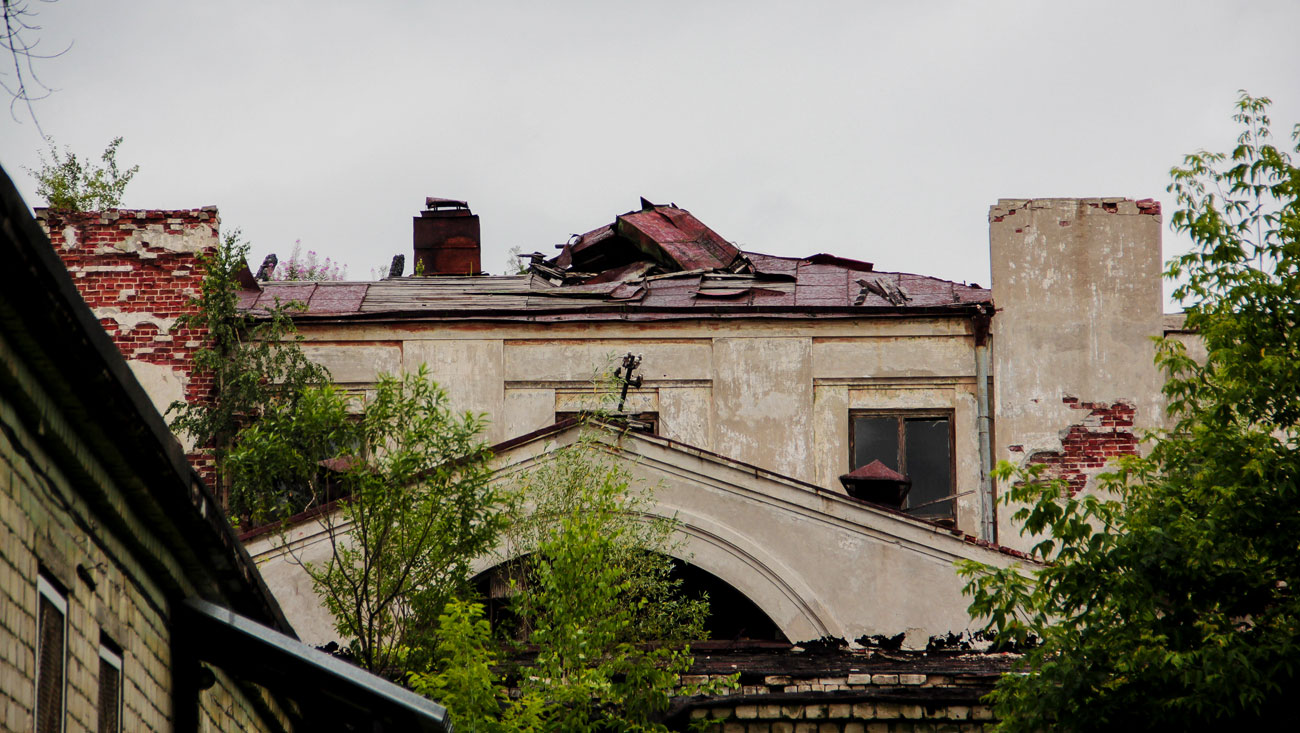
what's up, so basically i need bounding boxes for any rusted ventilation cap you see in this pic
[425,197,469,211]
[838,460,911,508]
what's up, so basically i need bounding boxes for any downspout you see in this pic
[973,306,995,543]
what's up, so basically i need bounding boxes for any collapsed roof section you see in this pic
[244,199,991,320]
[540,198,750,281]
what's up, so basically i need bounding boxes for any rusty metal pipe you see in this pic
[974,306,995,543]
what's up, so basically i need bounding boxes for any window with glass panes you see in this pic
[850,412,955,522]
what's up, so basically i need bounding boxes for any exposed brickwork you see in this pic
[670,655,1006,731]
[1026,397,1139,494]
[682,668,996,731]
[38,208,219,484]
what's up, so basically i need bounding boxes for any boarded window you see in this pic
[850,412,954,522]
[36,574,67,733]
[98,639,123,733]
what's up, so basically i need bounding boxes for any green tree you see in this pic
[230,368,506,674]
[168,232,331,520]
[28,135,138,211]
[410,431,724,732]
[958,92,1300,730]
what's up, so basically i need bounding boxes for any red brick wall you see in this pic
[1016,397,1139,494]
[39,208,219,483]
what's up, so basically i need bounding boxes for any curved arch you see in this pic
[661,507,840,642]
[471,506,841,643]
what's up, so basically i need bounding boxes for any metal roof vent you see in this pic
[838,460,912,508]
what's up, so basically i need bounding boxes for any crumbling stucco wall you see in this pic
[246,424,1024,650]
[288,317,987,532]
[989,198,1165,550]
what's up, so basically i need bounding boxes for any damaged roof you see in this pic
[244,200,990,321]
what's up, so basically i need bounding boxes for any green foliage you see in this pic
[503,436,710,648]
[238,368,505,674]
[28,136,138,211]
[168,232,331,520]
[958,92,1300,730]
[411,432,727,731]
[410,599,549,733]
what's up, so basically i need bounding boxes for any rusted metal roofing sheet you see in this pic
[308,283,368,313]
[251,200,990,321]
[616,206,741,271]
[267,267,989,319]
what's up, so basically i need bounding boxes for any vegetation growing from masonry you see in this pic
[28,135,138,211]
[270,239,347,281]
[168,232,331,522]
[958,92,1300,730]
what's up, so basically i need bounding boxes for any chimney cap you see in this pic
[840,459,909,484]
[425,197,469,210]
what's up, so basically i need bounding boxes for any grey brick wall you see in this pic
[0,364,286,732]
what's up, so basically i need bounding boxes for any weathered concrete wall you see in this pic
[39,208,218,472]
[291,318,986,532]
[246,424,1024,650]
[989,198,1164,549]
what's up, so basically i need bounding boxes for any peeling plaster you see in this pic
[93,225,216,259]
[92,307,177,335]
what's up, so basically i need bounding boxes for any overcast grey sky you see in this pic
[2,1,1298,304]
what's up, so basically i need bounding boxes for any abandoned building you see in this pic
[0,168,452,732]
[38,190,1190,730]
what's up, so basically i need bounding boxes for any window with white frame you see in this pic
[97,637,123,733]
[35,573,67,733]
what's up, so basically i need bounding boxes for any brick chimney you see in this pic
[413,197,480,275]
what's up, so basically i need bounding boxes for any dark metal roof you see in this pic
[180,599,450,733]
[242,200,989,321]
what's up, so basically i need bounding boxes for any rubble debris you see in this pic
[856,633,906,651]
[855,275,911,306]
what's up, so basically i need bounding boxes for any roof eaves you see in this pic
[0,165,291,633]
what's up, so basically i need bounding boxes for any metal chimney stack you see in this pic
[413,197,481,275]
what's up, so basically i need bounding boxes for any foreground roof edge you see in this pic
[180,599,450,733]
[0,165,291,632]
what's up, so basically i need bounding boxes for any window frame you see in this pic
[97,637,123,733]
[848,409,957,522]
[36,573,68,733]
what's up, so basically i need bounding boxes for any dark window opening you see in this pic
[556,411,658,434]
[471,556,785,644]
[36,573,67,733]
[97,637,123,733]
[851,412,955,524]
